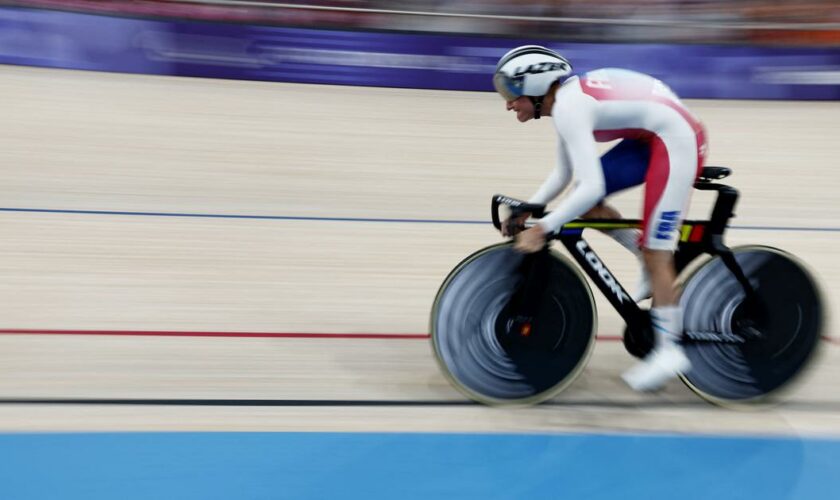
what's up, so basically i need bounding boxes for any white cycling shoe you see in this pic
[622,339,691,392]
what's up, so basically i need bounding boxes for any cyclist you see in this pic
[494,45,707,392]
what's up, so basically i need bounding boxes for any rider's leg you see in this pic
[596,139,653,301]
[622,251,691,392]
[643,249,683,369]
[621,131,701,392]
[644,249,678,305]
[584,202,637,247]
[583,203,650,301]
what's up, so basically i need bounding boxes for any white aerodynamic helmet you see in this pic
[493,45,572,118]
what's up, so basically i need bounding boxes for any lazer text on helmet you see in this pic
[512,62,569,77]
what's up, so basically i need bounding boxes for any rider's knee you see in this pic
[641,248,675,270]
[584,201,619,219]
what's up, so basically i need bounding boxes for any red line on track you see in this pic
[0,328,626,341]
[0,329,834,344]
[0,329,428,339]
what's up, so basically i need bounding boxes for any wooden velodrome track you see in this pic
[0,65,837,435]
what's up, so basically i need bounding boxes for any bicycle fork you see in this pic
[502,248,551,338]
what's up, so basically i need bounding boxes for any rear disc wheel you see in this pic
[678,245,824,406]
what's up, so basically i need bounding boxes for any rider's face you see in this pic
[506,96,534,122]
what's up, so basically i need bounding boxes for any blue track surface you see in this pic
[1,431,838,499]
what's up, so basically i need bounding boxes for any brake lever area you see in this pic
[491,194,546,233]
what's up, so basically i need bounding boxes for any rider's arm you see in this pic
[536,95,605,234]
[528,142,572,205]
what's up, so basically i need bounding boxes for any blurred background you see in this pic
[0,1,838,498]
[3,0,839,44]
[1,0,838,99]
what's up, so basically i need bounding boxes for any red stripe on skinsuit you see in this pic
[593,129,653,143]
[641,136,671,246]
[580,75,707,175]
[695,125,708,176]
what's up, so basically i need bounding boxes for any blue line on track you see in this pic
[0,207,486,225]
[0,431,837,500]
[2,207,839,232]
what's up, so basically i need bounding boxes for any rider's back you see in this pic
[554,68,705,146]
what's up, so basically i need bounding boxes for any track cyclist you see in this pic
[493,45,708,392]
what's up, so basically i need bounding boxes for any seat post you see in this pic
[693,165,738,240]
[704,183,739,239]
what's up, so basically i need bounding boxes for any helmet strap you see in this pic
[530,96,544,120]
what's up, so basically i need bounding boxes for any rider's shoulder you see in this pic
[553,76,584,99]
[552,76,592,108]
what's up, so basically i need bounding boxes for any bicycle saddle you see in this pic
[698,166,732,182]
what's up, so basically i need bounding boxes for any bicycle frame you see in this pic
[491,168,757,354]
[556,218,709,349]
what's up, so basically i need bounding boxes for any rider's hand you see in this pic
[514,224,547,253]
[501,213,530,237]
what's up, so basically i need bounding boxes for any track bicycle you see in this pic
[430,166,824,406]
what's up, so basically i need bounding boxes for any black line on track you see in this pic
[2,398,839,411]
[0,398,475,407]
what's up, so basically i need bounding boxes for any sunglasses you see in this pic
[493,73,525,102]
